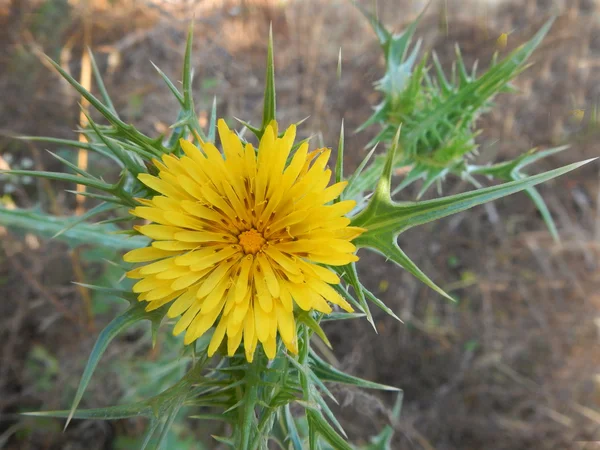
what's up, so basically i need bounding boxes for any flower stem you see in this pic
[238,356,262,450]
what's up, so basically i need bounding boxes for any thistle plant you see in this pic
[2,11,594,450]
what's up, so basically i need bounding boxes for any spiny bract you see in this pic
[124,120,364,361]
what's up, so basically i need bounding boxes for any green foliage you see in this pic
[0,207,148,249]
[351,129,593,301]
[349,7,564,240]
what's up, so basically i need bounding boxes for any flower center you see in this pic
[238,228,266,254]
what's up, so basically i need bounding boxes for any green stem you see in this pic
[239,357,262,450]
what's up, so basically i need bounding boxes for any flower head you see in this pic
[124,120,363,361]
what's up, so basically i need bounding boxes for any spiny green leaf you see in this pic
[151,61,184,106]
[284,405,304,450]
[16,136,118,164]
[350,19,556,199]
[310,351,400,392]
[65,302,169,427]
[320,312,366,322]
[524,186,559,242]
[353,159,594,238]
[351,129,593,299]
[314,394,347,439]
[43,54,165,156]
[343,144,377,202]
[188,413,235,423]
[341,263,374,329]
[88,48,118,117]
[208,96,218,143]
[308,410,353,450]
[64,189,131,206]
[182,21,194,111]
[84,111,145,175]
[234,117,262,137]
[261,24,277,134]
[297,313,332,349]
[335,120,344,186]
[361,285,401,322]
[0,207,148,249]
[52,202,118,239]
[72,282,132,298]
[3,169,111,192]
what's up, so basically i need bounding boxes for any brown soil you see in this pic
[0,0,599,449]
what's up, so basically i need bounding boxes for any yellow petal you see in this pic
[133,276,168,293]
[279,284,294,312]
[174,230,235,244]
[123,246,174,263]
[257,253,280,298]
[254,302,272,343]
[227,312,244,338]
[275,302,295,346]
[136,225,181,241]
[197,256,240,298]
[299,261,340,284]
[307,252,358,266]
[207,318,228,356]
[244,308,258,362]
[264,246,302,276]
[306,278,353,312]
[131,207,168,224]
[199,276,230,314]
[139,257,178,275]
[231,296,250,324]
[152,241,198,251]
[168,286,200,318]
[185,296,226,344]
[190,246,239,272]
[263,335,277,360]
[234,255,253,303]
[253,264,273,313]
[227,327,244,357]
[173,301,201,335]
[144,286,178,302]
[170,269,209,291]
[285,281,312,311]
[145,289,181,307]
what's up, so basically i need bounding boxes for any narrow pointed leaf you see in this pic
[208,96,218,143]
[297,313,332,349]
[284,405,304,450]
[342,262,374,329]
[308,411,353,450]
[66,302,169,426]
[261,24,276,133]
[88,48,118,117]
[310,352,400,391]
[182,22,194,111]
[335,120,344,185]
[525,186,559,242]
[3,169,111,192]
[0,207,149,249]
[151,61,184,105]
[52,202,117,239]
[353,159,595,238]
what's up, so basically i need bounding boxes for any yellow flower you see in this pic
[124,120,364,362]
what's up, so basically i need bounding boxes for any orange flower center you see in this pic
[238,229,266,254]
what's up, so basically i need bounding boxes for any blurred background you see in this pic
[0,0,599,448]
